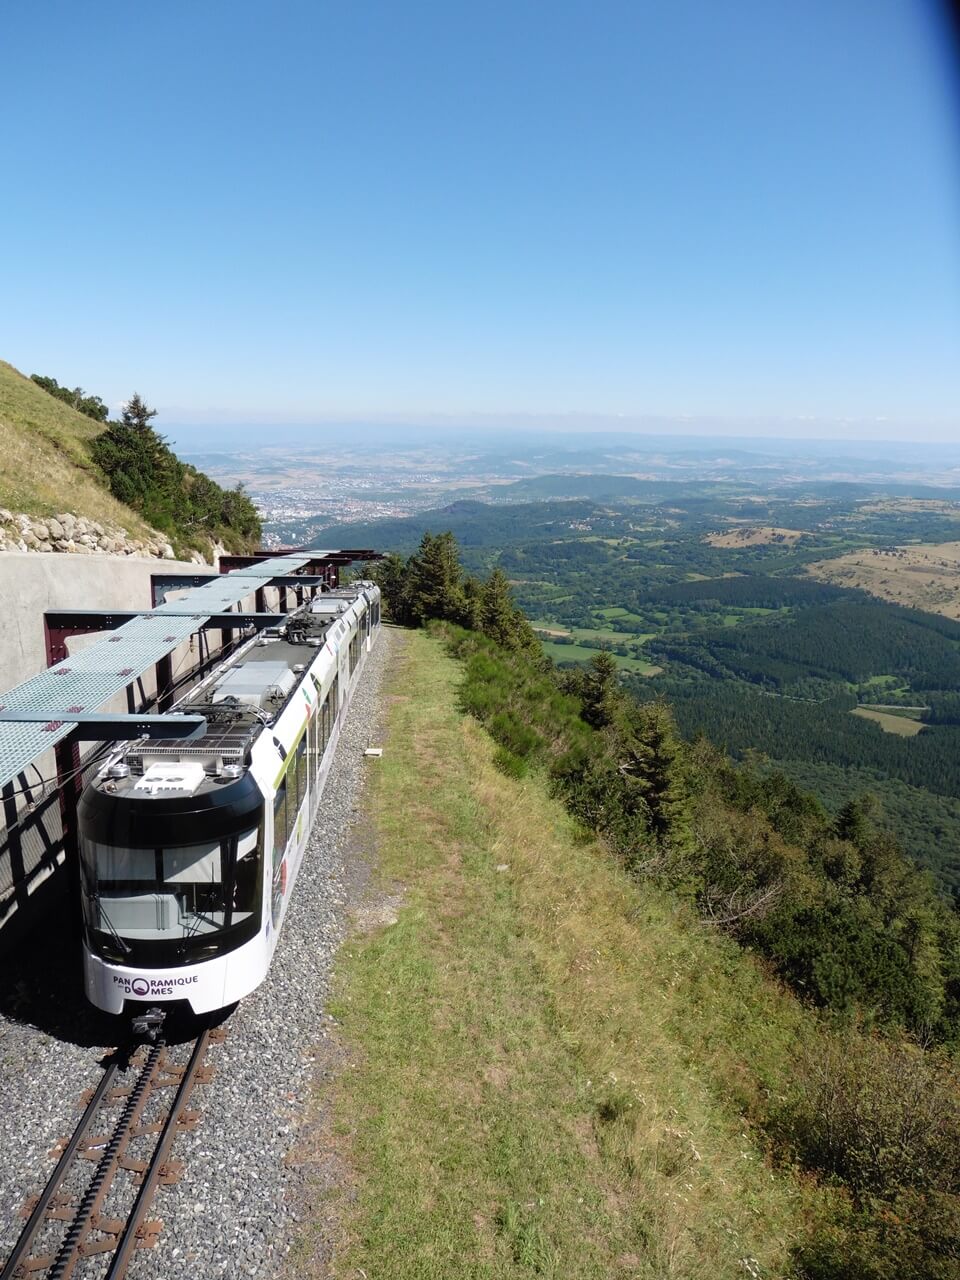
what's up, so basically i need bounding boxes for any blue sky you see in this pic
[1,0,958,440]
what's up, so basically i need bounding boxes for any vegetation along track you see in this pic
[1,1024,223,1279]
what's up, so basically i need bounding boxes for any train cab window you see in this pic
[80,827,263,966]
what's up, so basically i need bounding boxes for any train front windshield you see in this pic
[80,829,263,966]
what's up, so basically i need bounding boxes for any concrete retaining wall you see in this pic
[0,551,203,690]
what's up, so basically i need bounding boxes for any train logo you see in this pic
[131,978,150,996]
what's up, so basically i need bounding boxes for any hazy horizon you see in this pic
[167,418,960,461]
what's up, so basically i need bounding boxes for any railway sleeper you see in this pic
[129,1108,201,1137]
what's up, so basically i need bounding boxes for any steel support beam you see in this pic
[0,712,208,739]
[218,550,382,573]
[42,611,284,666]
[151,571,327,606]
[150,573,217,607]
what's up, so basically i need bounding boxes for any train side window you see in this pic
[307,711,317,776]
[296,734,308,806]
[289,741,301,811]
[233,828,261,914]
[274,780,287,855]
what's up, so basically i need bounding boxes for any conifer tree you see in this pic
[581,650,621,729]
[461,573,484,630]
[121,392,158,432]
[371,552,411,624]
[405,531,466,625]
[618,700,693,849]
[479,567,521,647]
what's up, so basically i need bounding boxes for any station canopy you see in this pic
[0,552,340,788]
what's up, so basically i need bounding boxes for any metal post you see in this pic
[156,653,174,712]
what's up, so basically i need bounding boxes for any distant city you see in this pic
[177,432,960,548]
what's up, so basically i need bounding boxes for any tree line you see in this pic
[371,531,540,653]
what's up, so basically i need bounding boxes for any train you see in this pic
[77,580,382,1017]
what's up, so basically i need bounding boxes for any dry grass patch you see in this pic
[705,526,805,548]
[849,707,926,737]
[0,359,155,533]
[809,542,960,620]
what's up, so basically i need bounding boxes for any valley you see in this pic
[241,450,960,903]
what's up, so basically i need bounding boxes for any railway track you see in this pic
[1,1023,224,1280]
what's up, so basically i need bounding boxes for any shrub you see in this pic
[771,1030,960,1200]
[493,746,528,779]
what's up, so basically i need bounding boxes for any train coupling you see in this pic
[131,1005,167,1042]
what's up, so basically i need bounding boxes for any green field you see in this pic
[539,638,661,674]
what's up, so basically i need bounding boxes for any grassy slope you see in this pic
[304,631,828,1279]
[0,359,155,534]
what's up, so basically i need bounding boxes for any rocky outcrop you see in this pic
[0,509,209,564]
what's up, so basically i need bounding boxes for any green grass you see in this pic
[303,631,826,1278]
[0,359,155,533]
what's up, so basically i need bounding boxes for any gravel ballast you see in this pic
[0,626,395,1278]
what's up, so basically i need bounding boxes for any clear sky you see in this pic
[1,0,958,440]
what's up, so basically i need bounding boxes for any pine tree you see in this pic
[479,567,521,647]
[121,392,158,432]
[461,574,484,630]
[617,700,693,849]
[406,531,466,625]
[581,650,620,728]
[372,553,411,624]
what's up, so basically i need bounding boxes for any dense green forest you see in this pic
[32,378,262,554]
[646,601,960,690]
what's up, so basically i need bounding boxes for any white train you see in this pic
[77,581,381,1017]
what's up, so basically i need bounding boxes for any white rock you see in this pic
[46,517,64,540]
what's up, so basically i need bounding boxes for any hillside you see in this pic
[0,359,261,556]
[306,628,960,1279]
[320,499,960,896]
[0,359,157,537]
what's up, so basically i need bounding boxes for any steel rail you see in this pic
[103,1029,211,1279]
[47,1045,164,1280]
[1,1028,217,1280]
[0,1059,122,1280]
